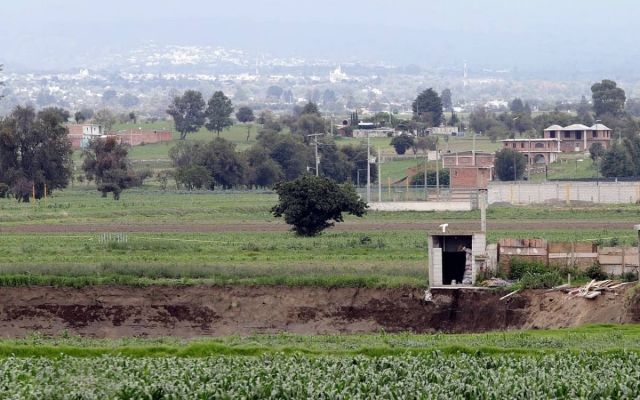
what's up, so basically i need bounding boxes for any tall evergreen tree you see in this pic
[412,88,443,126]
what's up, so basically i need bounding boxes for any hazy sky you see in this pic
[2,0,638,72]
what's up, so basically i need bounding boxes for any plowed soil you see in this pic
[0,220,633,233]
[0,285,636,338]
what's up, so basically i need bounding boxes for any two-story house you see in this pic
[500,138,562,165]
[544,123,612,152]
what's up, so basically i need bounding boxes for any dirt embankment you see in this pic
[0,285,638,338]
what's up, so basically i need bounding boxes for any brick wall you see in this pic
[450,167,489,189]
[498,238,637,277]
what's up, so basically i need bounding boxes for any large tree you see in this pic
[494,148,527,181]
[271,175,367,237]
[205,91,234,137]
[244,147,283,189]
[599,142,634,177]
[92,108,117,130]
[390,134,415,155]
[441,89,452,112]
[412,88,443,126]
[166,90,206,140]
[300,101,321,117]
[591,79,626,118]
[81,136,136,200]
[0,106,73,202]
[236,106,255,141]
[200,137,247,189]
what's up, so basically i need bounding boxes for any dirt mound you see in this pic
[0,285,637,338]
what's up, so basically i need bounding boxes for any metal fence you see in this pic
[358,181,640,205]
[357,185,479,204]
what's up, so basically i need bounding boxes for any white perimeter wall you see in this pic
[368,202,472,211]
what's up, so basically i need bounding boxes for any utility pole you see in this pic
[435,142,440,200]
[367,132,371,203]
[307,133,323,176]
[378,148,382,202]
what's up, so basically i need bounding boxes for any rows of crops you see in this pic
[1,352,639,398]
[1,324,637,355]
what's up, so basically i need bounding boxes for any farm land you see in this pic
[2,129,640,397]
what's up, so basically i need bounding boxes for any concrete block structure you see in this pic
[544,123,612,152]
[428,232,489,287]
[66,124,173,148]
[441,151,494,189]
[501,138,562,165]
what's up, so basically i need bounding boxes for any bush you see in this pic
[623,271,639,282]
[509,257,548,280]
[519,271,563,289]
[585,263,608,280]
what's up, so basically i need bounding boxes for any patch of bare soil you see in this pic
[0,285,637,338]
[0,220,634,233]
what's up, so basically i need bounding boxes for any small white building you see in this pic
[428,232,489,287]
[81,124,104,148]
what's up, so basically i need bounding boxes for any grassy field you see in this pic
[0,189,639,288]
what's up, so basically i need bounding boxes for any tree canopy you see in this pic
[390,134,415,155]
[441,89,452,111]
[494,148,527,181]
[271,175,367,237]
[592,79,626,118]
[236,106,255,124]
[81,136,137,200]
[166,90,206,140]
[92,108,117,130]
[300,101,321,117]
[0,106,73,202]
[205,91,234,136]
[412,88,443,126]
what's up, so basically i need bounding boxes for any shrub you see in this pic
[509,257,548,280]
[519,271,563,289]
[622,270,638,282]
[585,263,608,280]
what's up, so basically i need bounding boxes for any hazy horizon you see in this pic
[1,0,638,75]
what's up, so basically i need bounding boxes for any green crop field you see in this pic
[0,189,639,288]
[1,325,640,398]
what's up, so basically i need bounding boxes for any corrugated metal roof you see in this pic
[544,125,563,130]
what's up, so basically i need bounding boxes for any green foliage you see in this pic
[235,106,255,123]
[390,134,414,155]
[600,141,635,177]
[585,263,609,280]
[175,165,212,190]
[494,148,527,181]
[81,136,135,200]
[92,108,117,130]
[166,90,206,140]
[2,350,640,397]
[509,257,548,280]
[519,270,563,289]
[300,101,321,117]
[271,175,367,236]
[0,106,74,202]
[592,79,626,118]
[205,91,234,136]
[410,169,450,186]
[441,88,452,111]
[412,88,443,126]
